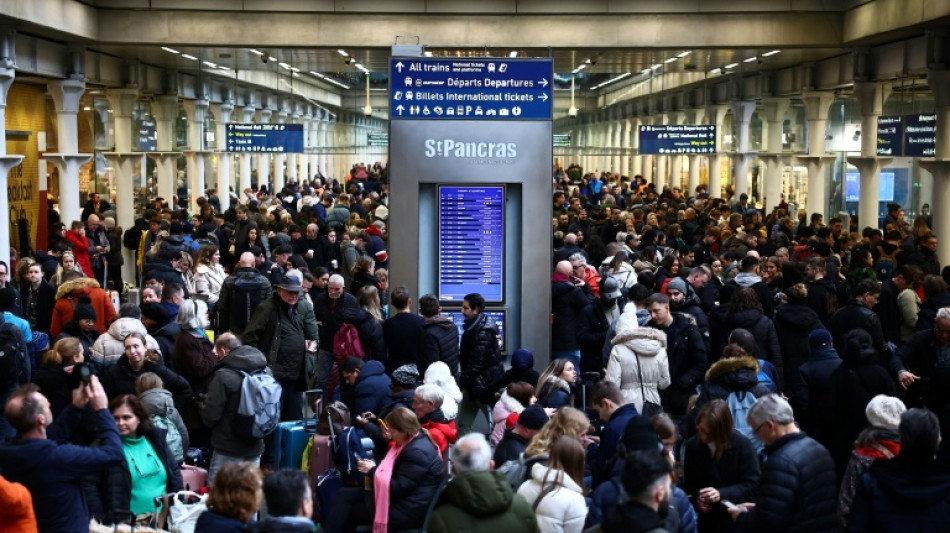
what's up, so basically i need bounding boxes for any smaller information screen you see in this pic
[137,119,157,152]
[904,114,937,157]
[438,186,504,302]
[876,116,902,156]
[638,125,716,154]
[444,310,507,353]
[225,123,304,153]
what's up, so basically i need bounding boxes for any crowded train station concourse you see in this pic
[1,1,950,532]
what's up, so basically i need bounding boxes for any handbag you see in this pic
[317,401,351,436]
[634,352,664,417]
[156,491,207,533]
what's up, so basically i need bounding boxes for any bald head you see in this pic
[556,260,573,276]
[239,252,256,268]
[564,233,577,245]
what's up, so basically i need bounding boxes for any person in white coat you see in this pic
[193,245,227,307]
[517,436,588,533]
[89,304,161,372]
[605,310,671,413]
[424,361,463,420]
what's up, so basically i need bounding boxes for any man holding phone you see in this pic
[0,376,124,533]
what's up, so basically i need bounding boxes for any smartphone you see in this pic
[721,500,739,511]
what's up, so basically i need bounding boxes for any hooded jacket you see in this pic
[798,346,842,447]
[537,375,573,410]
[847,455,950,532]
[420,408,458,454]
[139,387,190,452]
[650,312,708,417]
[423,315,461,379]
[459,312,504,398]
[341,306,388,364]
[428,470,540,533]
[90,317,161,370]
[773,303,824,404]
[200,345,269,458]
[606,316,671,412]
[690,355,773,430]
[217,267,273,336]
[551,273,591,351]
[49,277,118,339]
[350,359,391,416]
[148,319,181,369]
[712,309,784,389]
[492,390,527,446]
[424,361,462,421]
[516,463,587,533]
[243,294,307,382]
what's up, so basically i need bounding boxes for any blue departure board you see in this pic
[438,186,504,302]
[138,119,157,151]
[876,116,902,156]
[225,123,304,153]
[904,114,936,157]
[638,125,716,154]
[444,310,507,353]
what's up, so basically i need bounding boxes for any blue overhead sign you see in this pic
[137,119,157,152]
[904,113,936,157]
[389,58,553,120]
[225,123,304,153]
[638,125,717,154]
[876,116,902,156]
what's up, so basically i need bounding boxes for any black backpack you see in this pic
[0,314,29,392]
[229,275,265,334]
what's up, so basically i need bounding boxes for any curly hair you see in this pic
[729,286,763,314]
[207,461,262,523]
[525,406,589,457]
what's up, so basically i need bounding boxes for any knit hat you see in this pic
[517,404,549,431]
[620,416,661,453]
[73,295,97,322]
[29,331,50,353]
[808,329,833,349]
[666,277,688,295]
[865,395,906,430]
[510,348,534,370]
[391,364,420,388]
[140,302,169,323]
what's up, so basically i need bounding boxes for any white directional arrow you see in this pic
[539,78,549,87]
[540,93,549,102]
[395,62,405,73]
[395,105,405,115]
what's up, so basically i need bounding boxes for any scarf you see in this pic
[373,433,417,533]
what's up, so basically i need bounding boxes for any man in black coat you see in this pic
[729,394,838,532]
[419,294,460,380]
[899,310,950,421]
[773,283,825,412]
[646,293,708,422]
[577,276,622,374]
[457,293,504,436]
[551,260,593,367]
[493,404,547,466]
[313,274,358,398]
[382,286,426,374]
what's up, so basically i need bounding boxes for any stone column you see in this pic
[327,120,337,180]
[273,107,288,193]
[150,95,179,203]
[668,112,685,191]
[631,118,644,178]
[848,82,893,230]
[104,88,139,284]
[685,108,704,196]
[921,70,950,266]
[732,100,757,198]
[287,112,300,185]
[705,105,730,198]
[798,92,837,218]
[214,102,234,212]
[239,105,255,197]
[302,110,314,180]
[182,98,209,214]
[759,98,791,213]
[620,118,632,176]
[0,60,24,267]
[46,78,91,225]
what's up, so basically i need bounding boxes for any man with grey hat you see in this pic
[243,274,308,421]
[577,276,623,374]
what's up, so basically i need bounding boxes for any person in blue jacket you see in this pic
[340,356,391,416]
[0,377,124,533]
[587,381,640,487]
[536,358,577,409]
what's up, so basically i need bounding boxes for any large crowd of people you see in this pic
[1,164,949,532]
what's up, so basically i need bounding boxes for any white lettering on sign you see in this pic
[424,139,517,159]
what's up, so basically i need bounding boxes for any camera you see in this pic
[67,362,93,389]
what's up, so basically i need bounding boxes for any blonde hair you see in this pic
[46,337,82,366]
[525,407,589,457]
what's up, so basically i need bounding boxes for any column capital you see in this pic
[106,88,139,118]
[258,108,273,123]
[47,78,86,114]
[928,70,950,108]
[275,110,288,123]
[0,67,13,107]
[801,91,835,122]
[853,81,891,117]
[215,101,235,123]
[241,105,256,123]
[731,100,757,124]
[152,94,179,122]
[759,98,790,124]
[704,104,730,125]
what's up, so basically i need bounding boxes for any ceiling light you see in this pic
[248,49,264,56]
[677,51,692,58]
[509,51,518,58]
[290,67,300,73]
[161,47,180,54]
[763,50,781,57]
[203,61,217,68]
[181,54,198,61]
[337,49,349,57]
[423,51,433,57]
[744,56,758,63]
[725,62,739,69]
[278,62,290,69]
[651,64,662,70]
[592,72,632,90]
[310,71,325,78]
[710,68,722,74]
[664,57,678,64]
[268,56,277,62]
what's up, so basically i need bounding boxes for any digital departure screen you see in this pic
[638,125,716,154]
[438,186,505,303]
[225,123,304,153]
[443,310,507,353]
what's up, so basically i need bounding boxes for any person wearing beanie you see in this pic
[493,403,549,466]
[481,348,541,404]
[139,302,179,369]
[796,328,843,451]
[360,364,419,462]
[55,295,100,361]
[49,269,117,339]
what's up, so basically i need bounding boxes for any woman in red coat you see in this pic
[64,221,94,277]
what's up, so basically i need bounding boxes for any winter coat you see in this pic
[34,363,76,417]
[49,277,118,339]
[712,309,783,390]
[798,346,843,448]
[242,294,306,382]
[494,429,531,466]
[217,267,273,335]
[492,390,528,446]
[56,322,99,364]
[88,426,183,525]
[537,375,573,410]
[848,455,950,533]
[605,318,671,412]
[577,299,616,374]
[377,433,445,530]
[900,329,950,412]
[483,367,541,406]
[429,470,540,533]
[341,307,388,363]
[516,463,587,533]
[828,301,890,370]
[350,360,391,417]
[149,320,181,369]
[650,312,708,417]
[773,304,824,408]
[90,318,161,370]
[420,408,458,454]
[173,330,217,395]
[586,403,639,487]
[349,271,381,298]
[551,278,591,351]
[383,312,426,374]
[19,279,55,334]
[102,355,192,412]
[65,229,94,277]
[689,356,774,437]
[593,474,695,533]
[837,430,900,525]
[200,345,269,458]
[0,474,37,533]
[325,205,350,232]
[459,312,505,398]
[194,510,248,533]
[247,517,315,533]
[424,361,462,421]
[684,431,761,533]
[194,263,227,305]
[897,288,920,342]
[423,315,461,379]
[139,387,190,452]
[313,291,358,352]
[734,433,838,533]
[0,407,125,533]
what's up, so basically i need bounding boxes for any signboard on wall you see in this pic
[903,114,937,157]
[138,119,157,152]
[225,123,304,153]
[845,171,896,203]
[876,116,902,156]
[438,186,505,302]
[638,125,716,154]
[553,133,572,147]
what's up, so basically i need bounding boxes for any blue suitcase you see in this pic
[273,421,311,470]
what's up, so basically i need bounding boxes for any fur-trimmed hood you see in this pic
[499,389,527,415]
[705,355,760,383]
[55,277,101,300]
[612,312,667,357]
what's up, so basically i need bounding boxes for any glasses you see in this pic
[753,421,769,436]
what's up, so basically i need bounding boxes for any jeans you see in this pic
[208,452,260,485]
[456,390,491,437]
[551,349,582,369]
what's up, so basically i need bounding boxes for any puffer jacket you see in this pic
[651,312,708,417]
[139,387,190,452]
[419,408,458,454]
[49,277,118,339]
[690,355,774,427]
[423,315,461,379]
[492,390,527,446]
[377,432,445,530]
[341,307,387,363]
[605,317,670,412]
[200,345,269,458]
[459,312,504,397]
[194,263,227,305]
[90,318,161,370]
[551,276,591,352]
[712,308,784,390]
[350,359,390,416]
[774,303,824,406]
[537,376,573,410]
[428,470,540,533]
[242,294,306,382]
[735,432,838,533]
[847,455,950,532]
[424,361,462,421]
[516,463,587,533]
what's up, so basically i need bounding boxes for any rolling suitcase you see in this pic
[307,434,335,486]
[272,421,311,470]
[180,464,209,492]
